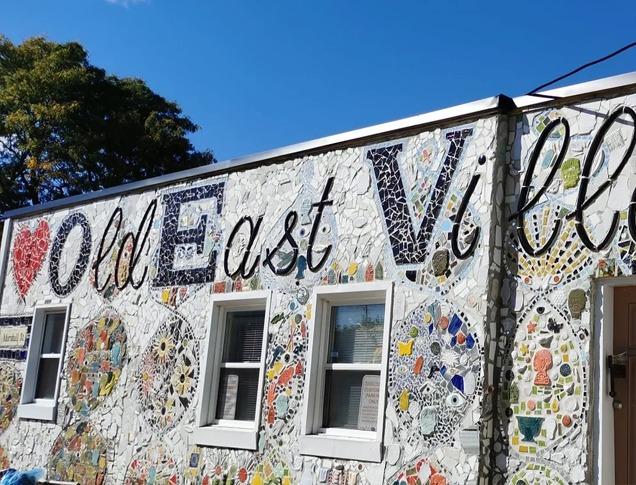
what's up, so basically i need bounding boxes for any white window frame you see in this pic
[194,290,271,450]
[18,303,71,421]
[300,281,393,462]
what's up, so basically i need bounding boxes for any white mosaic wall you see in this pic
[0,89,634,484]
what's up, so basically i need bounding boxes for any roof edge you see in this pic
[1,95,505,220]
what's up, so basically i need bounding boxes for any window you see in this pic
[194,291,271,449]
[301,281,393,462]
[18,304,71,421]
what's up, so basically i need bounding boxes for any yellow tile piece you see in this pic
[267,361,283,380]
[252,472,264,485]
[399,389,409,411]
[397,339,414,356]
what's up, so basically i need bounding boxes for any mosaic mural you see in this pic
[0,363,21,434]
[185,446,256,484]
[66,309,128,415]
[389,455,450,485]
[124,443,179,484]
[137,313,199,432]
[48,421,108,485]
[1,83,635,483]
[11,219,49,299]
[388,300,482,454]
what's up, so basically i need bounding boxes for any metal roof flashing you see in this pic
[3,70,636,221]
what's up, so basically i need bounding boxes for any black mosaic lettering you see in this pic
[49,212,92,297]
[367,129,473,265]
[152,183,225,287]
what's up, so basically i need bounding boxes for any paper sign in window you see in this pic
[221,374,239,419]
[358,374,380,431]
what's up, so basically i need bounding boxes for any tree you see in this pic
[0,35,214,213]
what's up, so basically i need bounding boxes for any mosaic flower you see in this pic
[170,358,194,397]
[153,334,175,363]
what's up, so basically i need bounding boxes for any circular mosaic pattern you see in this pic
[388,300,482,449]
[124,443,179,484]
[48,421,108,485]
[501,299,586,458]
[0,363,21,434]
[66,310,127,415]
[137,314,199,432]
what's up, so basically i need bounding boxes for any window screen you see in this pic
[322,303,384,430]
[35,312,65,400]
[214,309,265,422]
[222,311,265,363]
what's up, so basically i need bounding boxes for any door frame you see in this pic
[592,276,636,484]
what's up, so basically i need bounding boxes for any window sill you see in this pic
[18,401,57,421]
[299,434,382,462]
[192,425,258,450]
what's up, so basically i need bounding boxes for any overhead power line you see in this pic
[527,41,636,95]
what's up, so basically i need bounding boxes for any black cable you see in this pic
[527,41,636,95]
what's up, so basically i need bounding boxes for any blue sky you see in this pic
[2,1,636,161]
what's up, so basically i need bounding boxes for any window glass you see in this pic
[222,311,265,363]
[322,370,380,430]
[215,368,259,421]
[35,357,60,399]
[328,304,384,364]
[41,312,65,354]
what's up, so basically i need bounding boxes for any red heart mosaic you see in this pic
[12,220,50,298]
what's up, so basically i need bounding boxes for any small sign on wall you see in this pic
[0,315,31,360]
[0,326,27,347]
[358,374,380,431]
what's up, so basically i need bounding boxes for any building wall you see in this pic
[0,87,635,484]
[490,95,636,484]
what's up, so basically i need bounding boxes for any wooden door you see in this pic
[613,287,636,484]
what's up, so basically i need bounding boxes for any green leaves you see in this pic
[0,35,214,212]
